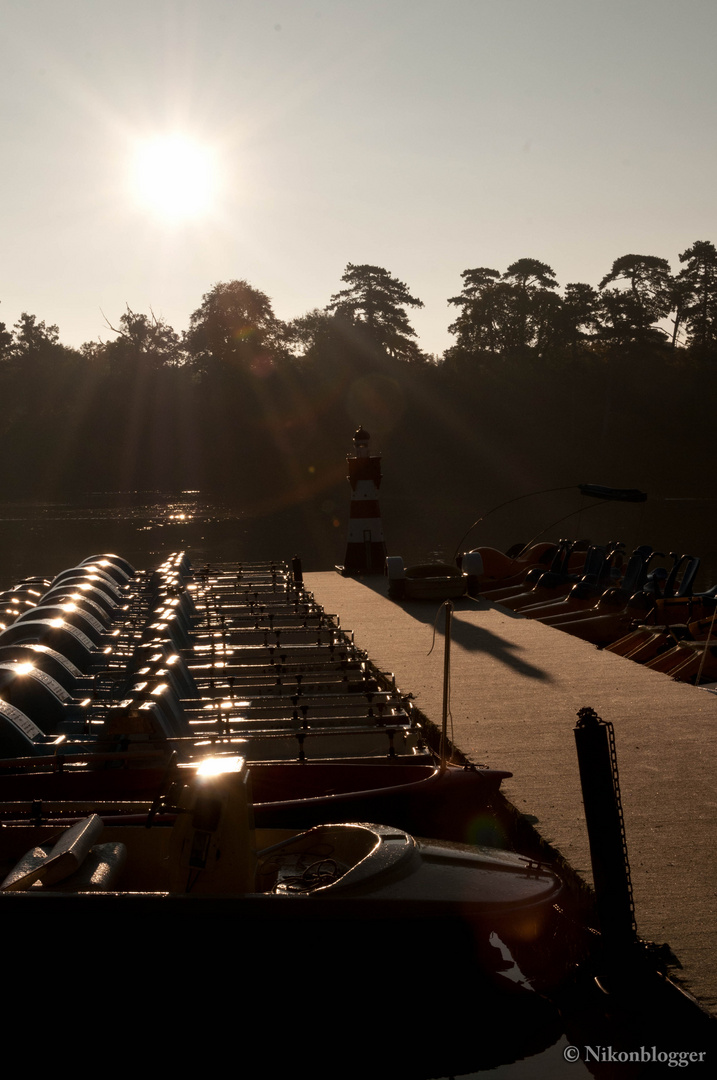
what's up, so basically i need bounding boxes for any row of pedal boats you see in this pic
[0,550,575,1072]
[462,539,717,683]
[0,552,512,832]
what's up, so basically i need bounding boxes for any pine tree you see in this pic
[327,264,425,362]
[677,240,717,356]
[598,254,673,347]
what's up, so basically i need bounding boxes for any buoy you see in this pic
[337,426,387,575]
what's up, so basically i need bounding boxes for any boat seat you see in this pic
[619,546,653,594]
[664,554,701,598]
[580,545,608,584]
[1,842,127,892]
[1,815,127,892]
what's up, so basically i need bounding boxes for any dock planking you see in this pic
[305,571,717,1016]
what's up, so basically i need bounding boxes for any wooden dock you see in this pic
[305,571,717,1016]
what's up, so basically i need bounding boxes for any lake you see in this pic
[1,487,715,590]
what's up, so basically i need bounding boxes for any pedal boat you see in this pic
[0,754,563,944]
[0,756,564,1076]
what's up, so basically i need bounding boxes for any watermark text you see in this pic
[563,1044,707,1067]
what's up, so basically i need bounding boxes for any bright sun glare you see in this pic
[131,134,217,221]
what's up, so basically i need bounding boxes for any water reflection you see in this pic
[0,491,251,585]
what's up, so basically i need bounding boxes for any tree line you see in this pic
[1,247,716,509]
[4,243,717,371]
[445,243,717,365]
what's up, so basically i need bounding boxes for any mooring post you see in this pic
[574,706,637,954]
[440,601,453,772]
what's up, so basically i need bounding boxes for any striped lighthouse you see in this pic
[339,426,387,575]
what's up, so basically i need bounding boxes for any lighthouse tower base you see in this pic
[337,536,387,576]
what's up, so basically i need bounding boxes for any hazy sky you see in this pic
[2,0,716,357]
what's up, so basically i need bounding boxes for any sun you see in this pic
[131,134,218,221]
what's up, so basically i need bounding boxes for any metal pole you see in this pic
[441,601,453,772]
[574,707,636,951]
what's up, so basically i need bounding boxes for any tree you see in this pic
[287,308,334,356]
[0,317,12,360]
[186,280,288,376]
[447,267,505,356]
[11,312,60,356]
[5,312,79,378]
[0,313,84,444]
[503,258,558,293]
[598,254,673,347]
[447,260,565,362]
[552,283,601,360]
[502,259,559,356]
[103,307,185,370]
[326,264,425,362]
[0,302,13,357]
[677,240,717,356]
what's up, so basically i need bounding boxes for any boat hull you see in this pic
[0,755,511,842]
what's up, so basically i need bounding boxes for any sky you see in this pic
[2,0,716,358]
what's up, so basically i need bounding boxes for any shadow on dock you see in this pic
[350,574,553,681]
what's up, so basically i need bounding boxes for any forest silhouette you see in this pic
[1,250,715,522]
